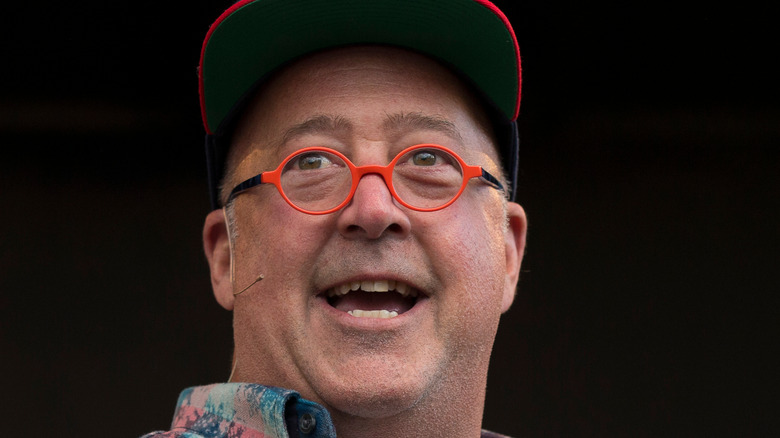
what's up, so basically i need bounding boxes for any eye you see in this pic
[412,151,438,166]
[297,153,332,170]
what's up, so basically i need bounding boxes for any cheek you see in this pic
[237,196,325,258]
[231,199,335,305]
[424,206,507,308]
[423,211,506,364]
[232,204,332,335]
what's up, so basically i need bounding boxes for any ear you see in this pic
[203,209,235,310]
[501,202,527,313]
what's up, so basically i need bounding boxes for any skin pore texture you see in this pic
[202,47,527,438]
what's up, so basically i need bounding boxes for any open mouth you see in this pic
[325,280,420,319]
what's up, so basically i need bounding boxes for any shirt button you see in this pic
[299,412,316,434]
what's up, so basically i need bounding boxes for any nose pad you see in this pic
[336,173,411,239]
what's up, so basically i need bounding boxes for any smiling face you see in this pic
[203,46,527,435]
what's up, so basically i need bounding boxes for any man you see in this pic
[144,0,526,437]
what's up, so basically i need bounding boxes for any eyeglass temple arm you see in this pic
[226,173,265,204]
[480,169,505,192]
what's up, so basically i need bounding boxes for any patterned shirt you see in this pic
[142,383,511,437]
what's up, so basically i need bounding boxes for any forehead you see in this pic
[231,46,496,160]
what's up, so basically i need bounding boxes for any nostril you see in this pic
[386,223,404,234]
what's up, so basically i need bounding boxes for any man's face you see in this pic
[204,47,526,419]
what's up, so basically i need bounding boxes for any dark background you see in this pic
[1,1,777,436]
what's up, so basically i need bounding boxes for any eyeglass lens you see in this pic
[279,147,465,212]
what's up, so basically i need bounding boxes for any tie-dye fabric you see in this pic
[141,382,512,437]
[141,383,335,438]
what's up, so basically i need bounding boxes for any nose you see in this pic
[336,173,411,240]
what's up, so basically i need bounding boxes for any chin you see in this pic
[310,357,445,419]
[321,380,432,419]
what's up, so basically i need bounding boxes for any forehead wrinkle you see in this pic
[382,112,464,143]
[281,114,353,145]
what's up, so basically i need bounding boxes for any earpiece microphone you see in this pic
[234,273,264,296]
[223,206,265,297]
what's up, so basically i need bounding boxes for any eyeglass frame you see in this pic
[226,143,505,215]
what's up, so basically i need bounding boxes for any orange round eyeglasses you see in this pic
[226,144,504,215]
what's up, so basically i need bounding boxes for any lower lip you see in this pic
[315,295,429,330]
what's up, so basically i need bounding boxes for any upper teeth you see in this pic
[347,309,399,318]
[326,280,418,298]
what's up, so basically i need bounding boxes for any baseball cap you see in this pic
[199,0,522,209]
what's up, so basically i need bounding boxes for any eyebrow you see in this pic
[281,114,353,145]
[279,112,463,146]
[382,112,463,143]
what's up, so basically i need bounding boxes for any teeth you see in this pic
[325,280,418,298]
[348,309,399,318]
[327,283,351,297]
[395,282,418,298]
